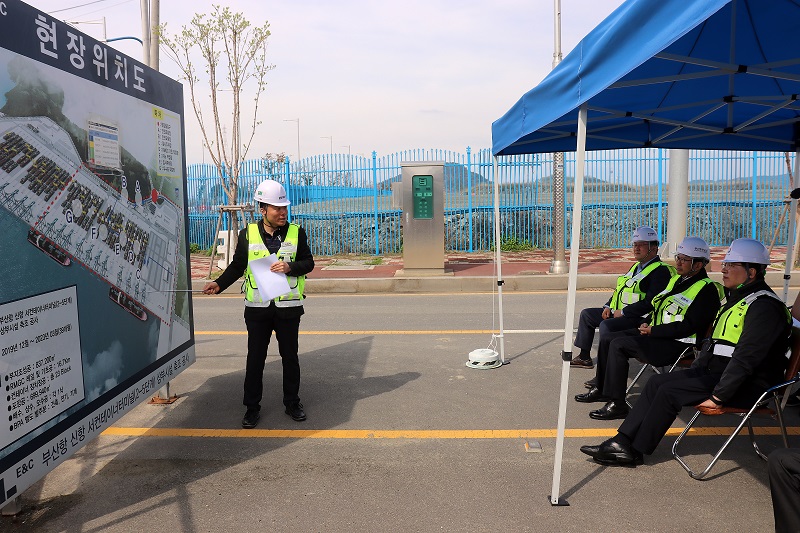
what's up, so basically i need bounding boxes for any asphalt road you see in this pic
[5,291,794,532]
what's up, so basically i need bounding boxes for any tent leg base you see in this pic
[548,495,570,507]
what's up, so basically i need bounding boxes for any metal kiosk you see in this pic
[398,161,450,276]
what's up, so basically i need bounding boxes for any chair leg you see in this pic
[625,363,652,408]
[773,393,790,449]
[668,346,694,373]
[672,410,755,480]
[747,393,789,460]
[672,410,702,477]
[745,416,768,461]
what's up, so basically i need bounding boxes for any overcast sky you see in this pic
[26,0,625,164]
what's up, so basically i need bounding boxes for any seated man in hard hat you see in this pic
[203,179,315,428]
[576,237,723,420]
[570,226,674,370]
[580,238,790,466]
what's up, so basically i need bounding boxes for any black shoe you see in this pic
[590,400,630,420]
[242,408,260,429]
[579,443,603,458]
[570,356,594,369]
[285,402,306,422]
[594,440,641,466]
[584,377,598,389]
[575,387,610,403]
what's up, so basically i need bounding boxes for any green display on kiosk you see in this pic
[412,175,433,219]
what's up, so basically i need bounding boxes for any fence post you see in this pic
[657,148,664,238]
[466,146,473,252]
[752,151,758,239]
[284,157,292,221]
[372,151,380,255]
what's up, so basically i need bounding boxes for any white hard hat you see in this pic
[253,179,290,206]
[631,226,658,244]
[723,238,770,265]
[676,236,710,261]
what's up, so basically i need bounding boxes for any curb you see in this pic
[191,270,800,295]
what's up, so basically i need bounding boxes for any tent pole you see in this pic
[550,103,588,506]
[493,156,506,363]
[783,150,799,303]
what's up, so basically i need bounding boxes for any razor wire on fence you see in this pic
[186,148,796,256]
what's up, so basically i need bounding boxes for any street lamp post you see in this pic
[283,118,301,161]
[321,136,333,154]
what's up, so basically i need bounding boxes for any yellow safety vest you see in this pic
[650,275,724,344]
[709,290,790,357]
[609,260,675,311]
[243,223,305,307]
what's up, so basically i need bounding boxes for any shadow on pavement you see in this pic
[9,335,420,531]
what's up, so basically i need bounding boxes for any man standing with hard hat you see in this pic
[580,238,790,466]
[576,236,723,420]
[203,179,315,428]
[570,226,674,370]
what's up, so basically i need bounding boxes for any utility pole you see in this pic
[284,119,301,161]
[549,0,568,274]
[149,0,159,69]
[321,136,333,154]
[144,0,176,404]
[139,0,150,65]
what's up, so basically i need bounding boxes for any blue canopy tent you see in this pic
[491,0,800,505]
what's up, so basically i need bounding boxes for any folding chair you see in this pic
[671,328,800,480]
[624,345,695,408]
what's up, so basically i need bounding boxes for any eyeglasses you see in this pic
[674,255,693,263]
[720,262,745,269]
[632,242,650,249]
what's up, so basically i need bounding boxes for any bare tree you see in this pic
[159,5,273,232]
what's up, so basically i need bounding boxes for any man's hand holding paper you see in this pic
[249,254,292,300]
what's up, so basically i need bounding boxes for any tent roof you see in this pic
[492,0,800,156]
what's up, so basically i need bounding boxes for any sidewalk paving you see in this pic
[190,246,797,293]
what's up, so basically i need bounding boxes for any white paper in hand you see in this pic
[249,255,291,301]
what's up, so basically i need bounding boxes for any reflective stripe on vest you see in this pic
[709,289,789,357]
[609,261,675,312]
[650,276,724,344]
[244,223,305,307]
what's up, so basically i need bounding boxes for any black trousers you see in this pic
[573,307,643,355]
[617,367,765,455]
[769,448,800,533]
[600,335,693,400]
[243,305,302,409]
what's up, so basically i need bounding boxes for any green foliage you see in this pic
[497,237,536,252]
[364,256,383,265]
[189,243,215,256]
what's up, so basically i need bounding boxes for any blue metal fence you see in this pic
[187,148,795,256]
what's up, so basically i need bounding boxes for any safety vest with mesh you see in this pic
[650,276,724,344]
[709,290,791,357]
[243,223,305,307]
[609,261,675,311]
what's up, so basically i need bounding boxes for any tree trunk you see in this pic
[227,184,240,248]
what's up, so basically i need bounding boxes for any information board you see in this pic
[87,118,120,170]
[0,0,194,507]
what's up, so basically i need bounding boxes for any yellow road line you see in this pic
[101,426,800,439]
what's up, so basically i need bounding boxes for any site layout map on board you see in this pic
[0,0,195,506]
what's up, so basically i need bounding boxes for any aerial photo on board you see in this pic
[0,52,191,457]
